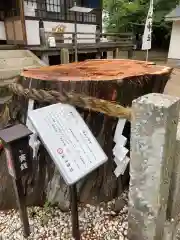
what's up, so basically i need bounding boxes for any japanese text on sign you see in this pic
[28,103,108,185]
[19,150,28,171]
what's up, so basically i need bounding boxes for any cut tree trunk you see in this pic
[0,59,172,210]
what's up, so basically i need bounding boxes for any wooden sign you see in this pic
[28,103,108,185]
[48,37,56,47]
[0,124,32,179]
[0,124,31,237]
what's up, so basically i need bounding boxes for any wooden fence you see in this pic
[43,31,134,47]
[38,25,134,56]
[37,28,134,63]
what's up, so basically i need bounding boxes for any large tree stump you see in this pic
[0,59,172,210]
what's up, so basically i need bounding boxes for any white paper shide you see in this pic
[142,0,154,50]
[26,99,40,159]
[113,119,130,177]
[28,103,108,185]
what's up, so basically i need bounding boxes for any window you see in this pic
[84,13,96,23]
[45,0,65,20]
[25,0,99,24]
[5,0,20,17]
[66,0,75,21]
[46,0,61,12]
[0,1,4,20]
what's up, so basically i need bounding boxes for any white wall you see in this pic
[24,0,64,16]
[25,20,96,45]
[0,21,6,40]
[168,21,180,59]
[24,0,96,46]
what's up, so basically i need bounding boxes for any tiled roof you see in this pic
[166,5,180,20]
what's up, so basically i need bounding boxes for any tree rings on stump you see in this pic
[19,59,172,206]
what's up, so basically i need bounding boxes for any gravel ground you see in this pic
[0,191,128,240]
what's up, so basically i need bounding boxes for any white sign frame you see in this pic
[48,36,56,47]
[28,103,107,185]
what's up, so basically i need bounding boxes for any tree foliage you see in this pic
[103,0,180,48]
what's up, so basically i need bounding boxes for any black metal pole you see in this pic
[70,184,80,240]
[39,18,46,47]
[12,178,30,238]
[74,12,78,62]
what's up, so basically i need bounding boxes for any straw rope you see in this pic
[0,104,10,126]
[0,102,11,147]
[0,76,132,122]
[9,82,132,120]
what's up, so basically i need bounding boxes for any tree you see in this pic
[103,0,180,48]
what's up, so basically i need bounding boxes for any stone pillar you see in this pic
[41,54,49,65]
[113,48,120,59]
[60,48,70,64]
[167,122,180,220]
[162,122,180,240]
[96,51,102,59]
[128,49,133,59]
[129,93,180,240]
[163,220,176,240]
[107,51,114,59]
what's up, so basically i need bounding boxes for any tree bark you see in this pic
[0,60,172,210]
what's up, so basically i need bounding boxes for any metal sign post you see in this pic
[12,177,30,237]
[0,124,32,238]
[70,184,80,240]
[69,2,93,62]
[28,103,108,240]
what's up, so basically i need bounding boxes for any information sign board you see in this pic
[28,103,108,185]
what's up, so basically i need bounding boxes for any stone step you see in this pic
[0,66,41,81]
[0,57,38,69]
[0,50,44,87]
[0,44,18,50]
[0,50,32,59]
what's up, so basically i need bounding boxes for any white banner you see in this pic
[142,0,154,50]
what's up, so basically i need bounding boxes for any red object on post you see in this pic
[0,140,3,150]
